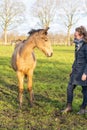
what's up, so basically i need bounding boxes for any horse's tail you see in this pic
[11,42,22,71]
[11,46,19,71]
[11,53,18,71]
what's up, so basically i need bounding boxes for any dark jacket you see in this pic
[70,41,87,86]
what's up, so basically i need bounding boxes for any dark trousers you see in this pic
[67,82,87,109]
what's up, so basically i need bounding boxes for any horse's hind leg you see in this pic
[27,71,34,107]
[17,71,24,108]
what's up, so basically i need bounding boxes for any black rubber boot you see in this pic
[61,103,72,114]
[77,108,87,115]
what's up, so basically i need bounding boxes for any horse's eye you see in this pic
[45,32,47,35]
[45,39,48,41]
[41,36,48,41]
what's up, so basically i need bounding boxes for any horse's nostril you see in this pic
[51,52,53,56]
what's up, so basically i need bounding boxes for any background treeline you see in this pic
[0,32,74,46]
[0,0,87,46]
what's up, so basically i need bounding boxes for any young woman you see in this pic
[62,26,87,114]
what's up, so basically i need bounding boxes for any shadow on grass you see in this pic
[0,78,62,109]
[33,93,63,109]
[0,77,18,109]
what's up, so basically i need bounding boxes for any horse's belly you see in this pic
[17,58,36,73]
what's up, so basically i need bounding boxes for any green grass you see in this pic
[0,45,87,130]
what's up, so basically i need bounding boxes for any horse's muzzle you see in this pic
[47,52,53,57]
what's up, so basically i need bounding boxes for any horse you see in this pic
[11,27,53,108]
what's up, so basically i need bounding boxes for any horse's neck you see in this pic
[21,37,36,56]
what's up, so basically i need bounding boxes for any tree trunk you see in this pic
[67,27,71,46]
[4,29,7,45]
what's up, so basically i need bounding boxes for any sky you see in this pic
[14,0,37,35]
[16,0,87,35]
[0,0,87,35]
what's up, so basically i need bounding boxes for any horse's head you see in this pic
[36,27,53,57]
[30,27,53,57]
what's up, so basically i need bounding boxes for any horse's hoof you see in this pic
[19,103,22,109]
[30,102,34,108]
[30,104,34,108]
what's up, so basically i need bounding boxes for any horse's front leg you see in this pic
[17,71,24,108]
[27,71,34,107]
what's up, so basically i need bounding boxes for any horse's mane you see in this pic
[28,29,44,35]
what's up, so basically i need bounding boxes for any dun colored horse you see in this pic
[11,27,53,108]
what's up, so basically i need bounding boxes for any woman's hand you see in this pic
[81,73,87,81]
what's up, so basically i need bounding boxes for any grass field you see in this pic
[0,45,87,130]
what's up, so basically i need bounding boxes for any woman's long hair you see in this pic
[75,26,87,43]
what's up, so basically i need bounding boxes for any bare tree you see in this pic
[31,0,59,28]
[84,0,87,8]
[0,0,25,45]
[58,0,82,45]
[84,0,87,13]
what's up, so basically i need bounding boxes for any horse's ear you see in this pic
[45,27,49,32]
[42,27,49,35]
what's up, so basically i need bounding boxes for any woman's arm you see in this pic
[82,44,87,81]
